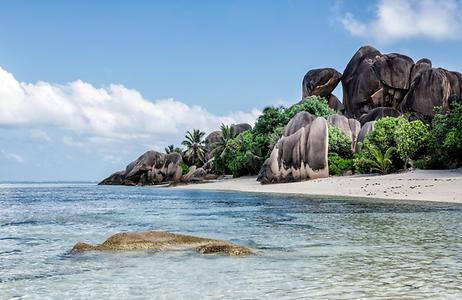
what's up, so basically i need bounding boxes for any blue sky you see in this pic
[1,0,462,181]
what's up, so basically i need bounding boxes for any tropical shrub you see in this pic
[286,96,336,119]
[428,103,462,168]
[328,126,353,158]
[180,161,190,175]
[356,145,395,175]
[395,119,429,167]
[328,154,354,176]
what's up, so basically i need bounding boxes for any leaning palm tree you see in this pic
[366,145,395,175]
[211,124,237,159]
[181,129,206,166]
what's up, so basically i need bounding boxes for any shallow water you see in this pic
[1,183,462,299]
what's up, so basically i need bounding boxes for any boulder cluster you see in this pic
[100,45,461,186]
[259,45,461,184]
[304,45,461,121]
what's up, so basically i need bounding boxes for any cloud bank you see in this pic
[341,0,462,44]
[0,66,261,147]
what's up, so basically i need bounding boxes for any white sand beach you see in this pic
[175,169,462,203]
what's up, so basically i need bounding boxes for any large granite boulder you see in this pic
[71,231,252,256]
[257,112,329,184]
[99,151,182,186]
[302,68,341,98]
[327,114,361,150]
[342,45,414,118]
[355,121,375,152]
[301,68,343,112]
[400,68,451,118]
[358,107,402,125]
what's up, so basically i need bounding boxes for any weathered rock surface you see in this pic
[71,231,252,256]
[342,45,414,118]
[301,68,343,112]
[257,112,329,184]
[302,68,341,99]
[400,68,451,118]
[358,107,402,125]
[99,151,182,186]
[327,114,360,149]
[355,121,375,152]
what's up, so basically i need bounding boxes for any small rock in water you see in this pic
[71,231,252,256]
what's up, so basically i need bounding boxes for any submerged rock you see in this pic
[71,231,252,256]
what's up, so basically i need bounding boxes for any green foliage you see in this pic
[165,144,183,155]
[286,96,336,119]
[328,154,354,176]
[414,159,429,170]
[211,124,238,174]
[180,161,190,175]
[428,103,462,168]
[181,129,206,166]
[395,119,429,166]
[356,116,430,172]
[363,145,395,175]
[328,126,353,158]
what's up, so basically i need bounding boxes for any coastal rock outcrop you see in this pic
[302,68,343,112]
[355,121,375,152]
[71,231,252,256]
[342,46,414,118]
[257,112,329,184]
[400,68,451,118]
[99,151,182,186]
[358,107,402,125]
[327,114,360,149]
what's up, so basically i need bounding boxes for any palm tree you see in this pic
[165,144,182,154]
[211,124,237,159]
[366,145,395,175]
[181,129,206,166]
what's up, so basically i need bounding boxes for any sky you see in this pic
[1,0,462,181]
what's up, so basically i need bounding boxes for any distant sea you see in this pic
[1,183,462,299]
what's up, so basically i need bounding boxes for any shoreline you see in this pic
[173,169,462,204]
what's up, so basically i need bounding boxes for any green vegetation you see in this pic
[172,97,461,178]
[165,144,183,154]
[328,126,353,159]
[328,154,354,176]
[180,161,190,175]
[181,129,206,166]
[354,116,429,173]
[428,103,462,168]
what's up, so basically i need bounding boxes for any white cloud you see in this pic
[30,129,52,142]
[0,66,261,147]
[341,0,462,43]
[0,150,24,163]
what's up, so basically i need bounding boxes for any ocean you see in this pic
[1,183,462,299]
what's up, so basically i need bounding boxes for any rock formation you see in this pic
[257,112,329,184]
[302,68,343,112]
[71,231,252,256]
[358,107,402,125]
[355,121,375,152]
[99,151,183,186]
[327,114,361,150]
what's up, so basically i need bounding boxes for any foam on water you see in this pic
[1,183,462,299]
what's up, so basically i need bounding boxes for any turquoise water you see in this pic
[1,183,462,299]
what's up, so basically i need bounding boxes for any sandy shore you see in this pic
[174,169,462,203]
